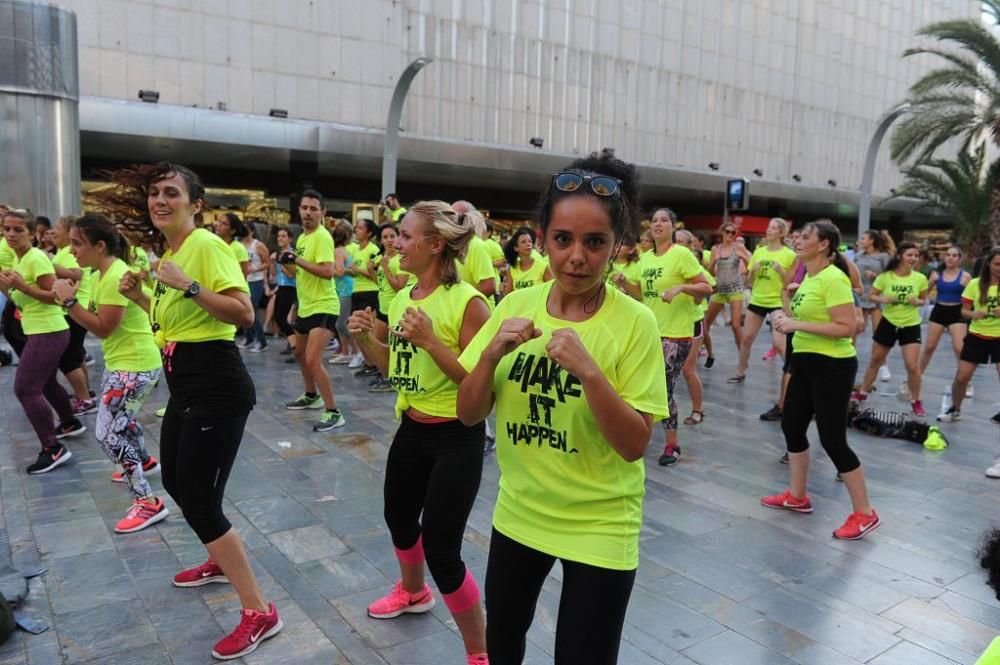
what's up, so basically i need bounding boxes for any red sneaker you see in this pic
[114,497,169,533]
[110,456,161,483]
[760,490,813,513]
[911,400,926,417]
[467,654,489,665]
[367,580,436,619]
[212,603,282,660]
[833,509,880,540]
[173,559,230,587]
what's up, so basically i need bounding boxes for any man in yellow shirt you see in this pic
[382,194,407,223]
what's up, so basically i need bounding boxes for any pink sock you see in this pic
[394,536,425,565]
[442,568,480,614]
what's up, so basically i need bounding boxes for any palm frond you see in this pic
[912,19,1000,84]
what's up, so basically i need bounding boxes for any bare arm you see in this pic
[474,277,496,297]
[579,372,654,462]
[396,299,491,385]
[19,273,59,304]
[349,308,390,376]
[190,287,254,327]
[332,247,347,278]
[53,264,82,281]
[65,302,126,339]
[294,256,335,280]
[784,302,856,338]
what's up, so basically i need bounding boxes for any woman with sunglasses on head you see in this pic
[732,218,796,383]
[348,202,492,665]
[102,162,281,660]
[52,214,167,533]
[763,220,879,539]
[939,247,1000,430]
[0,208,85,474]
[919,245,972,376]
[457,152,667,665]
[501,227,551,294]
[704,222,751,366]
[852,242,929,416]
[637,208,712,465]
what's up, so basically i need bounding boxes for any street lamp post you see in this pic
[381,57,433,201]
[858,103,911,237]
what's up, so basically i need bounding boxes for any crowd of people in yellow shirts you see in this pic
[1,150,1000,663]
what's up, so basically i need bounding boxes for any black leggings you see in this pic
[273,285,297,337]
[384,414,484,594]
[485,529,636,665]
[159,407,248,543]
[58,317,88,374]
[781,352,860,473]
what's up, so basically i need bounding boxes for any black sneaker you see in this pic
[992,411,1000,425]
[56,419,86,439]
[779,452,789,464]
[284,356,297,364]
[280,346,293,356]
[759,405,782,421]
[658,446,681,466]
[27,445,72,474]
[704,356,715,369]
[354,366,378,378]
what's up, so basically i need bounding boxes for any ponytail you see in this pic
[72,213,132,263]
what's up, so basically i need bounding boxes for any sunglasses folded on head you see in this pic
[552,172,622,197]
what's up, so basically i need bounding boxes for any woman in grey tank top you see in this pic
[703,222,752,367]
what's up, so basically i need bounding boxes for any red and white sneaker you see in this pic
[911,400,926,417]
[850,390,868,403]
[173,559,230,587]
[212,603,282,660]
[833,509,880,540]
[114,497,169,533]
[760,490,813,513]
[367,580,436,619]
[110,457,161,483]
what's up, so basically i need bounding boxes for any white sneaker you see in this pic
[937,407,961,423]
[878,365,891,382]
[986,458,1000,479]
[966,384,974,399]
[896,382,911,402]
[348,353,364,369]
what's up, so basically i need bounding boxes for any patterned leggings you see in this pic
[661,337,692,431]
[96,369,160,500]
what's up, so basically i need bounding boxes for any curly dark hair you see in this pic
[979,528,1000,602]
[536,148,641,245]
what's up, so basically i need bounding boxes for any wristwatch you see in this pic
[61,297,78,310]
[182,281,201,299]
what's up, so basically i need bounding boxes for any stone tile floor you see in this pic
[0,326,997,664]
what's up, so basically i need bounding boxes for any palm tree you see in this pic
[891,0,1000,246]
[891,143,999,258]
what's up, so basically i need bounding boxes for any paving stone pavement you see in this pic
[0,323,997,664]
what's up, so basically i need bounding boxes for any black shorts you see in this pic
[929,303,965,327]
[960,333,1000,365]
[748,303,780,318]
[783,332,794,373]
[692,319,703,339]
[376,310,389,324]
[58,317,88,374]
[293,312,338,335]
[351,291,379,313]
[872,317,921,348]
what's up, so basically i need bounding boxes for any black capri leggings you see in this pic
[273,285,297,337]
[781,352,860,473]
[159,406,248,544]
[57,317,87,374]
[384,414,484,594]
[485,529,636,665]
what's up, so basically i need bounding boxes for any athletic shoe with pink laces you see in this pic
[467,653,489,664]
[911,400,926,417]
[367,580,436,619]
[110,456,161,483]
[760,490,813,513]
[173,559,230,587]
[833,509,880,540]
[114,497,169,533]
[211,602,282,660]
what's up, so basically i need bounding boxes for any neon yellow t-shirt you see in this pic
[749,245,796,308]
[389,281,486,418]
[349,241,381,292]
[686,266,716,322]
[52,245,93,310]
[389,206,407,222]
[962,279,1000,338]
[458,283,667,570]
[457,236,497,291]
[484,237,505,282]
[295,226,339,317]
[10,248,68,334]
[95,259,161,371]
[701,249,711,268]
[976,636,1000,664]
[873,270,928,327]
[229,239,249,265]
[608,260,641,293]
[377,254,412,315]
[510,257,548,290]
[0,238,15,270]
[638,244,703,338]
[150,229,248,343]
[790,264,856,358]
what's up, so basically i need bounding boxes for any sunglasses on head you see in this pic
[552,172,622,197]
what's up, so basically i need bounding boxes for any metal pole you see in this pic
[858,103,911,237]
[381,57,433,201]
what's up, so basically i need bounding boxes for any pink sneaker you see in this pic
[850,390,868,403]
[367,580,436,619]
[760,490,813,513]
[833,509,880,540]
[762,347,778,361]
[467,653,489,664]
[911,400,926,417]
[114,497,169,533]
[110,456,161,483]
[212,602,282,660]
[173,559,230,587]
